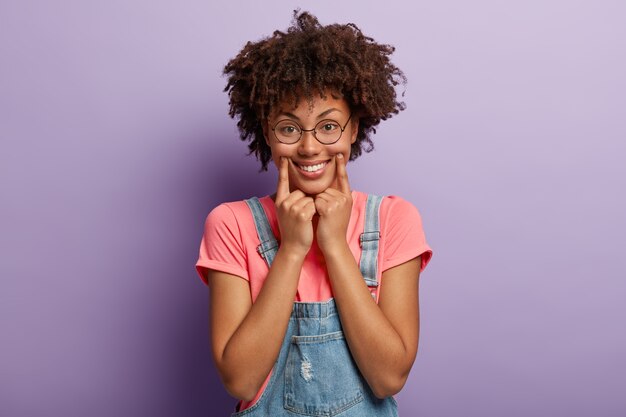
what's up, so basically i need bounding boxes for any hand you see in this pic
[314,153,353,254]
[274,157,317,256]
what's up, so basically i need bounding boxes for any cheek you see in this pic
[330,140,352,159]
[269,144,292,164]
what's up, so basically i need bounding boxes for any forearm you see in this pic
[324,244,416,398]
[218,247,304,400]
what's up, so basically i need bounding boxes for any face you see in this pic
[264,92,358,196]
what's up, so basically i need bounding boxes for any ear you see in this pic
[350,117,359,144]
[262,120,270,146]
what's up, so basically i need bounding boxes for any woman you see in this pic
[196,11,433,416]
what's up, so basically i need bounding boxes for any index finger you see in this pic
[276,156,290,203]
[335,153,351,195]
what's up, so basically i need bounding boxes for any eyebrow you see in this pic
[277,107,343,121]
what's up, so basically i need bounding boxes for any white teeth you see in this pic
[298,162,327,172]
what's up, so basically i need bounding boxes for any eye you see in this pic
[275,121,301,136]
[317,121,340,133]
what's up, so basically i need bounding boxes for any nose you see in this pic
[297,130,322,156]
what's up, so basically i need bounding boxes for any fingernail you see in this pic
[337,153,343,159]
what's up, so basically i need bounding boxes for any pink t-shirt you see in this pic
[196,190,432,300]
[195,190,433,410]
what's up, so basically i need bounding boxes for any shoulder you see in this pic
[352,191,422,222]
[350,191,423,223]
[205,197,270,235]
[379,195,427,246]
[376,194,432,273]
[380,195,423,222]
[206,200,248,228]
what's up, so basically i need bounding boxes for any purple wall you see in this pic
[2,1,625,416]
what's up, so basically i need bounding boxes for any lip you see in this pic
[291,159,331,179]
[294,159,330,166]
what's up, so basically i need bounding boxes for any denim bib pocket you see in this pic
[284,331,364,416]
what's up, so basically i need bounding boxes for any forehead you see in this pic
[270,90,350,119]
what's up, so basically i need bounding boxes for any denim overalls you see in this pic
[233,194,398,417]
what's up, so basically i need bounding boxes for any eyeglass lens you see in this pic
[273,119,344,144]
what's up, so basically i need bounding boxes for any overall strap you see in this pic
[245,197,279,268]
[359,194,384,287]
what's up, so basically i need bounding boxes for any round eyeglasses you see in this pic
[271,114,352,145]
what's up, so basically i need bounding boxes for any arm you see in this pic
[314,154,422,398]
[208,157,316,401]
[208,248,304,401]
[324,250,421,398]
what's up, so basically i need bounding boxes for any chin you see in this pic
[294,179,333,196]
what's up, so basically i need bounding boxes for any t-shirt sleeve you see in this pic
[195,203,249,285]
[381,196,433,274]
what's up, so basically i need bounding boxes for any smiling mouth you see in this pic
[296,161,329,173]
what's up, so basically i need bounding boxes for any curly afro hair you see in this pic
[223,10,407,171]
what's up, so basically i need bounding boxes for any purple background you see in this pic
[1,1,625,416]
